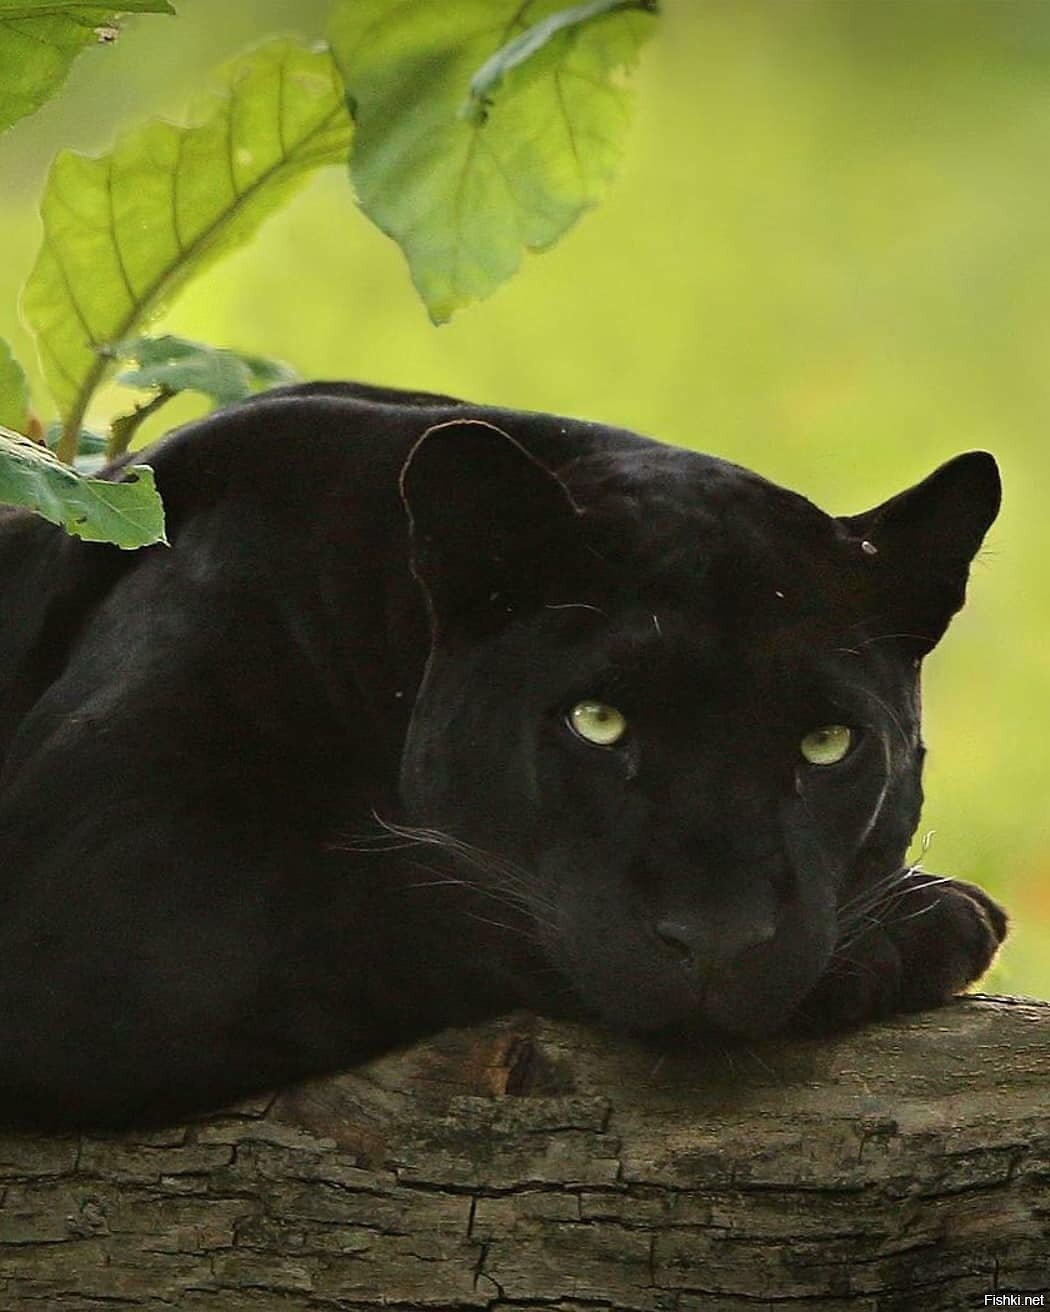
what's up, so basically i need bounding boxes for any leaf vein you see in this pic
[170,127,188,255]
[106,157,139,308]
[275,48,289,160]
[43,232,98,350]
[217,93,237,213]
[553,72,585,190]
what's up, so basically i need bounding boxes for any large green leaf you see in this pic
[0,1,174,136]
[0,426,166,548]
[23,39,353,461]
[0,339,29,431]
[329,0,658,323]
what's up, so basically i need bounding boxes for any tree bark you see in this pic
[0,995,1047,1311]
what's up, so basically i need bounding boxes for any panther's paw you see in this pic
[796,874,1008,1034]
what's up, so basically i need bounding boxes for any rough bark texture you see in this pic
[0,995,1047,1311]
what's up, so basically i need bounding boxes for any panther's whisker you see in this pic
[410,870,557,926]
[884,899,944,928]
[837,867,915,916]
[368,816,560,916]
[835,870,959,954]
[386,829,562,932]
[464,910,541,940]
[853,630,944,650]
[841,870,952,922]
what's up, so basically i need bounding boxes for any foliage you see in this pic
[0,426,165,546]
[22,39,352,462]
[330,0,658,322]
[1,2,655,539]
[0,0,173,136]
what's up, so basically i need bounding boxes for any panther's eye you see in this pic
[569,700,628,746]
[800,725,853,766]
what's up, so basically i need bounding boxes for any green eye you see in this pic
[800,724,853,766]
[569,700,628,746]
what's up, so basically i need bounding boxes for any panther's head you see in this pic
[397,420,1000,1039]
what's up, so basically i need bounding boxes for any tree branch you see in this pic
[0,996,1047,1308]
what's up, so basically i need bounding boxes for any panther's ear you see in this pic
[839,451,1001,655]
[399,419,583,638]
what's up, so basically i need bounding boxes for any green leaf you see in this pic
[329,0,658,323]
[114,334,299,407]
[0,1,175,137]
[0,426,166,548]
[23,38,352,461]
[0,339,29,432]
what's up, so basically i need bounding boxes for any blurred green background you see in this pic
[1,0,1046,995]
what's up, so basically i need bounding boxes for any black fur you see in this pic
[0,384,1006,1127]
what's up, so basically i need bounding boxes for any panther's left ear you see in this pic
[399,419,583,638]
[839,451,1001,655]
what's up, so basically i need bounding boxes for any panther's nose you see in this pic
[653,915,777,972]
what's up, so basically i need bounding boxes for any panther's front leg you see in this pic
[797,870,1008,1033]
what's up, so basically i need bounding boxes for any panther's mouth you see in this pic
[555,878,838,1041]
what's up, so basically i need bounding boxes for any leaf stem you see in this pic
[107,387,175,461]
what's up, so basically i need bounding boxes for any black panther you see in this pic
[0,382,1006,1127]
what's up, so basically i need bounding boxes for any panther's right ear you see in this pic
[838,451,1001,655]
[399,419,583,639]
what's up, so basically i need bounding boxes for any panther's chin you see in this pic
[624,980,812,1045]
[696,945,833,1039]
[591,950,834,1043]
[698,982,807,1040]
